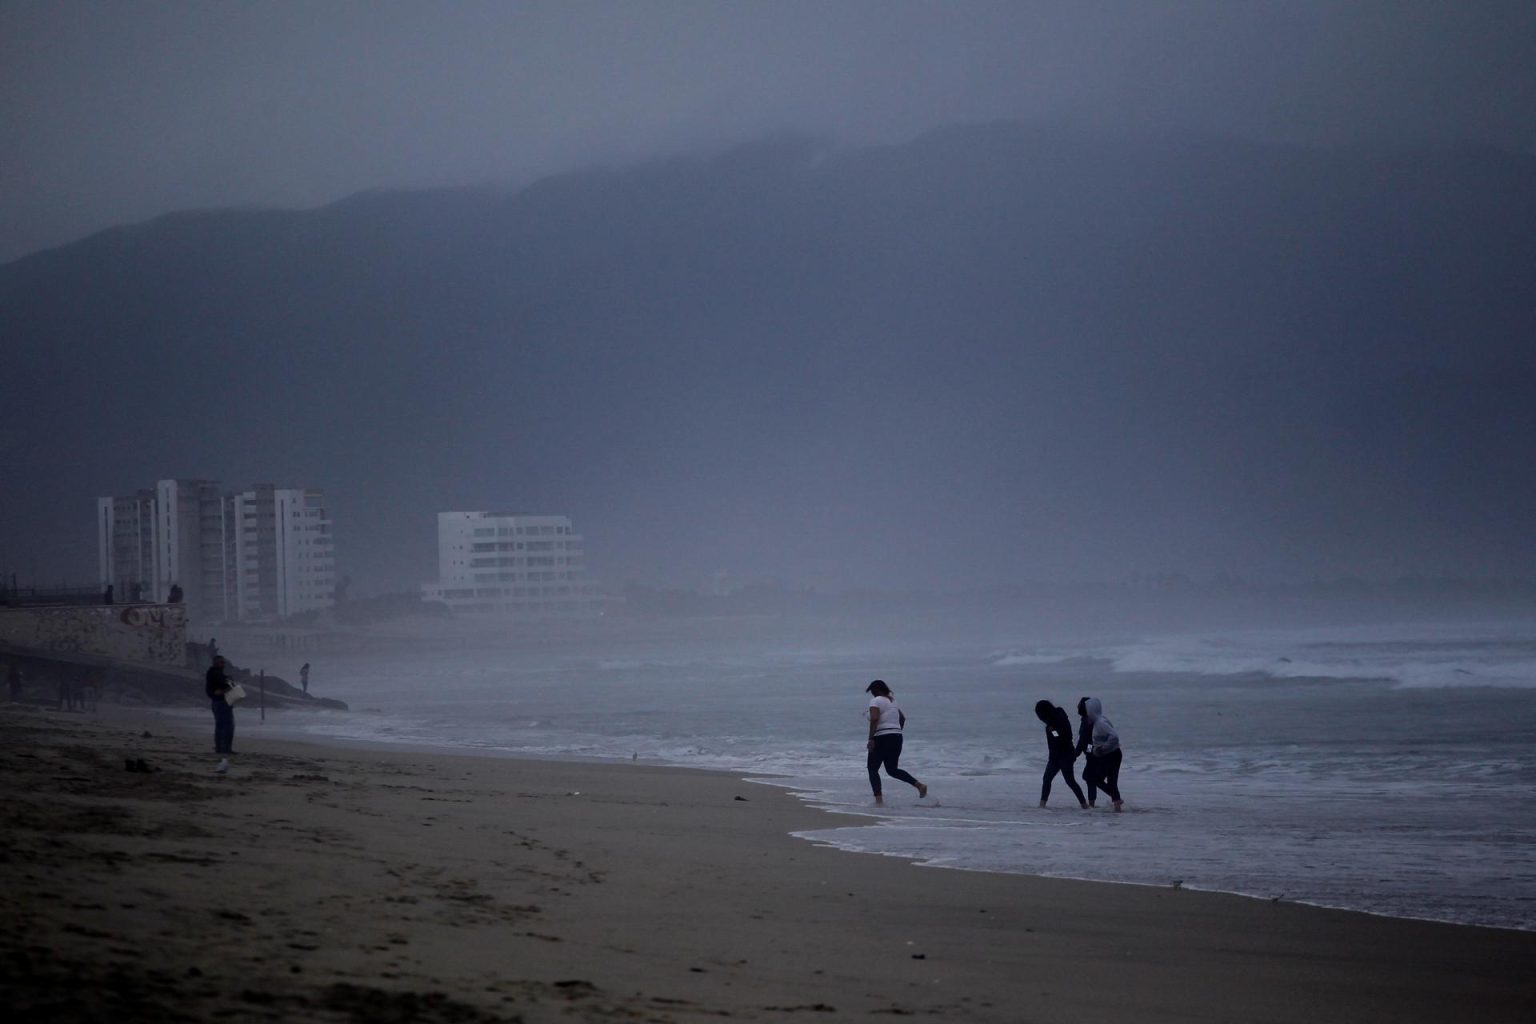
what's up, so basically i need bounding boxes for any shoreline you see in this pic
[106,701,1536,935]
[5,703,1535,1022]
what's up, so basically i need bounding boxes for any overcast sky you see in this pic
[3,0,1534,263]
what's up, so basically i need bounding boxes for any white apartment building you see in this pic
[96,479,333,623]
[97,479,233,619]
[231,485,336,621]
[155,478,234,619]
[421,511,595,613]
[97,489,158,601]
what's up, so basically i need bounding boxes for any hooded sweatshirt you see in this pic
[1082,697,1120,757]
[1034,701,1076,759]
[204,662,231,701]
[1074,703,1094,758]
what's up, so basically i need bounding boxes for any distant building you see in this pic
[96,479,334,624]
[98,479,232,619]
[155,478,234,619]
[421,511,597,614]
[231,485,336,620]
[96,489,158,602]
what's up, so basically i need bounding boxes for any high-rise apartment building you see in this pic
[421,511,595,613]
[155,478,234,619]
[97,479,233,618]
[231,485,335,620]
[97,489,158,601]
[96,479,334,623]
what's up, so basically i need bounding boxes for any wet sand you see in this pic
[3,704,1533,1023]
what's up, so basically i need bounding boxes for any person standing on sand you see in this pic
[1079,696,1124,811]
[1075,696,1101,807]
[865,680,928,807]
[299,662,310,694]
[1034,700,1088,808]
[205,655,235,774]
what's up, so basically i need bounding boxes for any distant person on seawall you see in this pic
[865,680,928,807]
[1079,697,1125,811]
[1034,699,1088,809]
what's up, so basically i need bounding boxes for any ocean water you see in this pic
[230,615,1536,931]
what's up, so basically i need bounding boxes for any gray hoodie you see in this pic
[1083,697,1120,757]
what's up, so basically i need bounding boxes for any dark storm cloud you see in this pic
[3,1,1534,262]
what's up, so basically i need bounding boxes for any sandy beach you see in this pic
[3,704,1533,1023]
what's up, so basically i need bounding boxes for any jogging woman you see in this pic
[865,680,928,806]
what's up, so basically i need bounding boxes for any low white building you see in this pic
[421,511,597,613]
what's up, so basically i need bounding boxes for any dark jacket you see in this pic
[205,663,230,701]
[1075,711,1095,759]
[1034,701,1076,759]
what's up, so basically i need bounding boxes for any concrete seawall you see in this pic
[1,604,345,711]
[0,603,187,667]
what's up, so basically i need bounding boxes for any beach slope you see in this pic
[2,708,1533,1022]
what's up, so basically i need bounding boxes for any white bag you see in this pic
[225,682,248,706]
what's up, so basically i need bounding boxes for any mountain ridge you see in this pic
[4,123,1533,594]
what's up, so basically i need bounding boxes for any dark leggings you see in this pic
[211,698,234,755]
[1083,749,1122,802]
[1041,752,1086,805]
[867,733,920,796]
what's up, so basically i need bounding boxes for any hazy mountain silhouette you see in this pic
[4,123,1533,594]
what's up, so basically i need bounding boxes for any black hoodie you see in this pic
[204,662,230,701]
[1034,701,1076,759]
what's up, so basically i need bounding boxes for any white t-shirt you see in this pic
[869,695,902,736]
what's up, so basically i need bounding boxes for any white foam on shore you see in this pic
[237,619,1536,931]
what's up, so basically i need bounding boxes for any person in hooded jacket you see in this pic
[1074,696,1101,807]
[1033,700,1088,808]
[1078,696,1124,811]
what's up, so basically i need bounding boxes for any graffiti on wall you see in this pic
[0,604,188,666]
